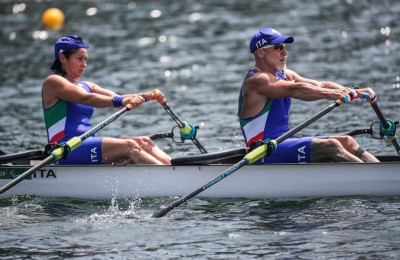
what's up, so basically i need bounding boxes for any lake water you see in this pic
[1,0,400,259]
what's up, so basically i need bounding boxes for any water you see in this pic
[1,0,400,258]
[1,196,400,259]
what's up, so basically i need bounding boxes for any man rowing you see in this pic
[238,28,379,163]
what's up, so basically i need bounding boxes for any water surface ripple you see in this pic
[1,0,400,259]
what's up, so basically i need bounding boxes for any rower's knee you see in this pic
[333,135,359,152]
[322,138,344,151]
[140,136,153,145]
[336,135,357,145]
[124,139,142,153]
[133,136,154,147]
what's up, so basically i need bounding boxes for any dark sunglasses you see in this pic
[262,43,286,52]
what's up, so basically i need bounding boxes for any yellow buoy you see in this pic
[42,8,65,31]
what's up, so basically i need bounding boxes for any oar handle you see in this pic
[152,90,167,105]
[335,88,357,105]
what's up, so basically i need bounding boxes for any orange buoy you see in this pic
[42,8,65,31]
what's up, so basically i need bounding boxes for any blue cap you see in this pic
[249,28,294,53]
[50,35,89,70]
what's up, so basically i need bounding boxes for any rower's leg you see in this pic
[310,138,363,162]
[101,137,168,165]
[119,136,171,164]
[331,136,379,162]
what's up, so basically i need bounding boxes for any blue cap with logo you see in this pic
[249,28,294,53]
[50,35,89,70]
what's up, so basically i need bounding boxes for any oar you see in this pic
[153,91,207,154]
[0,104,135,196]
[0,149,45,164]
[152,99,347,218]
[368,98,400,154]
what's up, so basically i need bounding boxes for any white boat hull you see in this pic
[1,162,399,199]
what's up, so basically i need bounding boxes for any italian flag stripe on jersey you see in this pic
[44,100,67,143]
[238,98,274,146]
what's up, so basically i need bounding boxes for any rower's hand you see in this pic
[148,89,167,104]
[357,87,377,103]
[335,88,356,104]
[123,94,146,107]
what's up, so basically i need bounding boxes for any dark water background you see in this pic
[1,0,400,259]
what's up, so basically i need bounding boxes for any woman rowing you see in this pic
[42,35,171,165]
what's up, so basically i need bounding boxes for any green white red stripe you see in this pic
[43,100,67,143]
[239,99,273,146]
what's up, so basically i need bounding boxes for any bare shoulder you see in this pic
[44,74,63,85]
[253,71,271,82]
[42,75,66,108]
[245,72,271,90]
[42,75,69,94]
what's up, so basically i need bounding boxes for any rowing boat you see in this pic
[1,114,400,200]
[1,148,399,199]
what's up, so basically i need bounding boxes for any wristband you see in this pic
[112,96,124,107]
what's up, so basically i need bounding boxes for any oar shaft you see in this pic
[50,105,133,161]
[152,160,247,218]
[0,156,54,194]
[276,102,339,143]
[191,139,207,154]
[371,103,390,128]
[160,102,207,154]
[161,103,185,128]
[152,100,342,218]
[79,105,131,141]
[370,102,400,154]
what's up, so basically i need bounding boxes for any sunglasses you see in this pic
[262,43,286,52]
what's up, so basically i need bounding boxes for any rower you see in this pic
[238,28,379,163]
